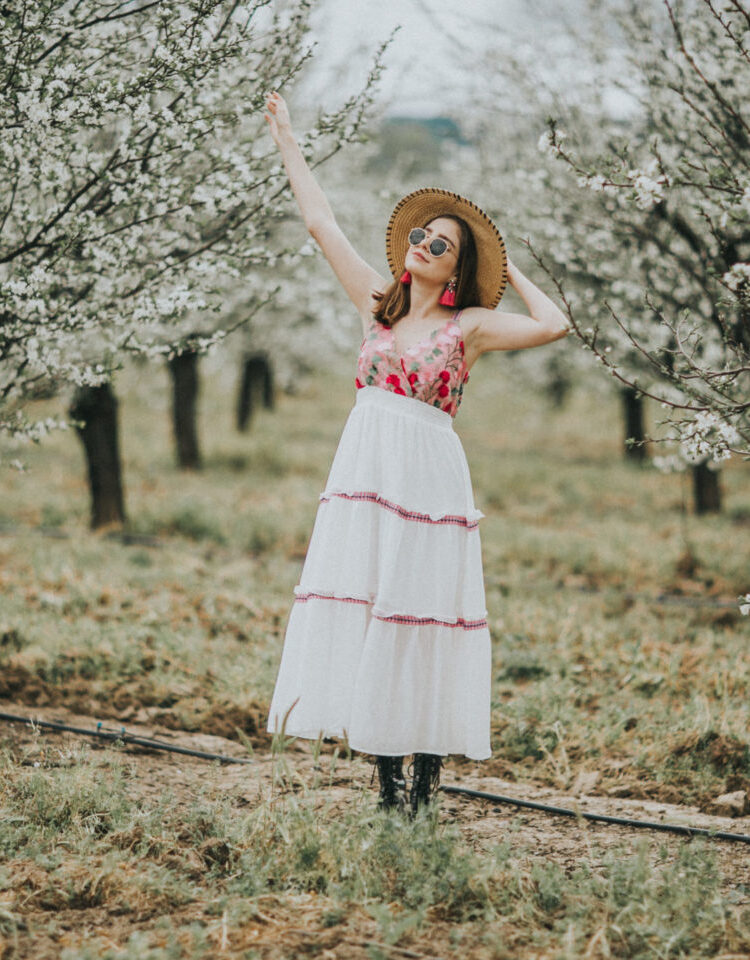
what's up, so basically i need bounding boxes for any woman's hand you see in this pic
[264,90,293,148]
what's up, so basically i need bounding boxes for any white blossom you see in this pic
[722,262,750,298]
[504,0,750,459]
[652,452,687,474]
[537,129,562,158]
[0,0,388,451]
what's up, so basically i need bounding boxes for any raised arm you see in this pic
[264,92,387,326]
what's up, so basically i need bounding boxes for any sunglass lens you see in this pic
[408,228,426,245]
[428,238,448,256]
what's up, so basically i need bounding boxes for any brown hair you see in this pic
[371,214,480,327]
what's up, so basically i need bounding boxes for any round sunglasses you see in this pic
[408,227,456,258]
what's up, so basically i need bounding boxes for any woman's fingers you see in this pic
[265,96,291,133]
[267,91,288,113]
[263,90,290,146]
[265,93,288,124]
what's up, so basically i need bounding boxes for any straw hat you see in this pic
[385,188,508,309]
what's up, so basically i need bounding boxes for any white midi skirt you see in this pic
[266,385,492,760]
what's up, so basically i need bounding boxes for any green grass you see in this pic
[0,351,748,956]
[0,740,747,959]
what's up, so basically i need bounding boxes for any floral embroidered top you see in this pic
[355,310,470,418]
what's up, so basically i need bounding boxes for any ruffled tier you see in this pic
[297,496,487,624]
[267,598,492,760]
[323,386,483,525]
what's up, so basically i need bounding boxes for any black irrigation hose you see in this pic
[3,711,749,844]
[0,712,253,765]
[440,784,750,845]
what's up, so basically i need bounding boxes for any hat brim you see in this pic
[386,188,508,310]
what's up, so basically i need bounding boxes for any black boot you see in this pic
[375,755,407,811]
[408,753,443,816]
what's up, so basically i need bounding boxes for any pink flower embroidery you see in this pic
[355,316,469,418]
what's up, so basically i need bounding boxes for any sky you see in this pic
[306,0,528,116]
[303,0,635,120]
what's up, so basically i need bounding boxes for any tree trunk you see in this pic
[621,386,646,462]
[692,460,722,514]
[69,383,126,530]
[544,355,572,409]
[236,352,275,431]
[167,347,201,470]
[262,354,275,411]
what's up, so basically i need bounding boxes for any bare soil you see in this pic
[1,701,749,960]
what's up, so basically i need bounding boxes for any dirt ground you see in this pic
[2,701,749,960]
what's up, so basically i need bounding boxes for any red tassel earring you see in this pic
[400,270,412,284]
[439,277,457,306]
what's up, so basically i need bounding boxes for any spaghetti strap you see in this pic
[356,310,470,418]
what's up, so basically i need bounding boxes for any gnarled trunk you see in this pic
[69,382,126,529]
[236,352,275,432]
[621,386,646,462]
[168,347,201,470]
[692,460,722,514]
[544,355,572,409]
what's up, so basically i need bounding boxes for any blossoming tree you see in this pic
[536,0,750,483]
[455,0,748,512]
[0,0,385,524]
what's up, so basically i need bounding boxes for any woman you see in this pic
[264,91,571,815]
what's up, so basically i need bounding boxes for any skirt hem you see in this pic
[265,725,491,762]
